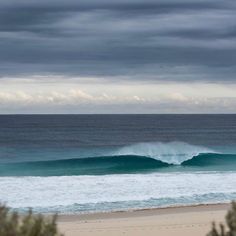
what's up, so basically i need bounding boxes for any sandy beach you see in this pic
[58,203,229,236]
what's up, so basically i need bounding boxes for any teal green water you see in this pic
[0,153,236,176]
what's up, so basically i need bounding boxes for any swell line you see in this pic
[0,153,236,176]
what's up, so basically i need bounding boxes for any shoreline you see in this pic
[57,203,230,236]
[57,202,230,219]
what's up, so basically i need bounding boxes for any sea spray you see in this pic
[113,141,215,164]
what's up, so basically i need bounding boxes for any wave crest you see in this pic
[113,141,215,164]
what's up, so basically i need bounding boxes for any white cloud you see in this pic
[167,92,189,102]
[0,89,148,107]
[0,78,236,113]
[0,88,236,114]
[0,89,94,105]
[0,91,33,103]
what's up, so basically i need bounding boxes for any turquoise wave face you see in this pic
[1,153,236,176]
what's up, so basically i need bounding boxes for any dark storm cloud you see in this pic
[0,0,236,82]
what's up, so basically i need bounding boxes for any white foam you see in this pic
[0,172,236,212]
[114,141,215,164]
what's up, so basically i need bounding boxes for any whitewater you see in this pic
[1,172,236,213]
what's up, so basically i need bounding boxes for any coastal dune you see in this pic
[58,204,229,236]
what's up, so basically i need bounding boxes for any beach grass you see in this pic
[0,204,63,236]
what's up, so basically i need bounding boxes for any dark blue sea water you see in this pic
[0,114,236,213]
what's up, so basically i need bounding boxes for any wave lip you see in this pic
[113,141,216,164]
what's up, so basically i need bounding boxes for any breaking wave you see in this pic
[113,141,214,164]
[0,142,235,176]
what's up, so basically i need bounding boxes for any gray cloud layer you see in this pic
[0,0,236,82]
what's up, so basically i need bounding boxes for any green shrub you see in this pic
[0,204,63,236]
[207,202,236,236]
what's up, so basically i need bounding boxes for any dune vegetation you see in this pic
[0,204,63,236]
[207,202,236,236]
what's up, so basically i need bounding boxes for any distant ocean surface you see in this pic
[0,114,236,214]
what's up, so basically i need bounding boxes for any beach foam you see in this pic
[1,172,236,213]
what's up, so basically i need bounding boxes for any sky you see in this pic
[0,0,236,114]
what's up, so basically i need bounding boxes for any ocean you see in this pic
[0,114,236,214]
